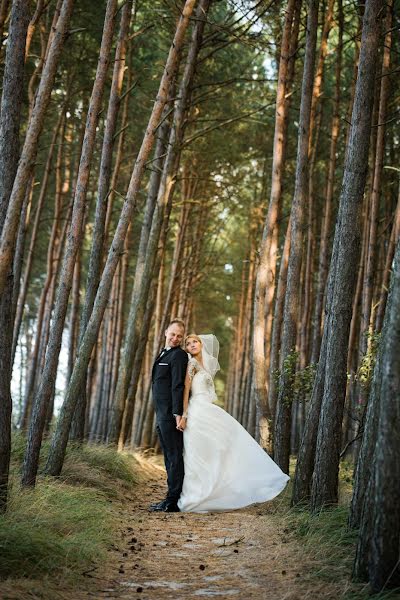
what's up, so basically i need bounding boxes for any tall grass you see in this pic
[279,506,400,599]
[0,435,140,583]
[262,461,400,599]
[0,482,112,579]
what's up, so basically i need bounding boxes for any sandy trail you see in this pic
[86,456,357,600]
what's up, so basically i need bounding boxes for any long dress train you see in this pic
[178,357,290,513]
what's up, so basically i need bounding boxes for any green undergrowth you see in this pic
[0,434,141,586]
[275,505,400,599]
[265,461,400,599]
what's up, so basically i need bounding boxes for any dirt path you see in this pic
[85,456,360,600]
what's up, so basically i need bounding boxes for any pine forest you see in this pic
[0,0,399,598]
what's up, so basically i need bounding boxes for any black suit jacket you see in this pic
[152,346,188,421]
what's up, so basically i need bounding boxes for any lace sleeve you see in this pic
[187,357,198,381]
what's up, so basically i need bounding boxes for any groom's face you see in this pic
[165,324,184,348]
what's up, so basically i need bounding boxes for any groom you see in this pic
[149,318,188,512]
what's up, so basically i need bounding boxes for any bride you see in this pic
[177,333,289,513]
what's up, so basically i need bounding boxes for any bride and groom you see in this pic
[149,319,289,513]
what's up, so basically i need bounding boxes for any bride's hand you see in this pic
[177,417,187,431]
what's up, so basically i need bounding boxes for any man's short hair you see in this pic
[167,318,185,330]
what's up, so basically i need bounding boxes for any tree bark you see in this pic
[310,1,343,363]
[274,0,319,474]
[11,111,64,363]
[252,0,297,452]
[359,1,392,359]
[352,238,400,590]
[0,0,30,513]
[268,217,290,425]
[310,0,383,510]
[70,0,134,442]
[375,187,400,331]
[0,0,74,296]
[20,125,67,429]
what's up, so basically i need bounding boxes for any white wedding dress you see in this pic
[178,357,290,513]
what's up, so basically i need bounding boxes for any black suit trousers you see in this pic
[156,420,184,503]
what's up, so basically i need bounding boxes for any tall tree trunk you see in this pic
[268,217,290,425]
[70,0,134,442]
[21,0,118,487]
[310,0,343,365]
[252,0,297,452]
[310,0,383,510]
[0,0,74,295]
[67,253,81,382]
[44,0,198,477]
[20,127,67,429]
[231,253,249,419]
[359,1,392,360]
[12,174,34,335]
[11,111,64,363]
[107,109,170,443]
[0,0,30,512]
[352,239,400,590]
[273,0,319,474]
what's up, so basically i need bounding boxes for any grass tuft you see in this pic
[284,505,358,579]
[1,435,140,584]
[0,481,113,580]
[63,443,141,496]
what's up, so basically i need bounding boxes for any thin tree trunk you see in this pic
[359,1,392,360]
[70,0,133,442]
[119,281,157,449]
[231,255,248,418]
[12,174,34,328]
[375,188,400,331]
[0,0,30,512]
[11,111,64,363]
[0,0,74,295]
[268,217,291,424]
[67,254,81,382]
[107,111,170,442]
[19,176,69,430]
[274,0,319,474]
[252,0,297,452]
[109,226,131,404]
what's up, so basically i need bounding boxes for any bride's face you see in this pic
[186,337,202,356]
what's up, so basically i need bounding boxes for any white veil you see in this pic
[199,334,220,378]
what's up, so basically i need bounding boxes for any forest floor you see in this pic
[1,450,399,600]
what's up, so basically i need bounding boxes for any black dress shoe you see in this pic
[150,499,167,509]
[163,502,180,513]
[149,500,167,512]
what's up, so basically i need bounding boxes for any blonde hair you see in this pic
[185,333,202,347]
